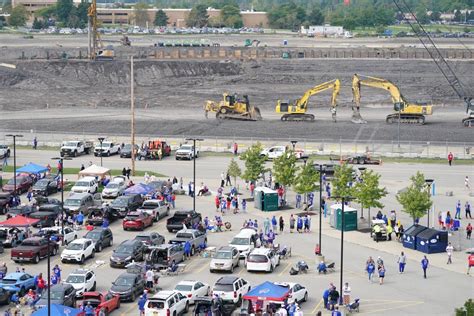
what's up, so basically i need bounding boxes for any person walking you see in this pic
[263,218,270,235]
[279,216,284,232]
[397,251,407,273]
[138,295,147,316]
[447,152,453,166]
[466,176,470,190]
[322,287,330,310]
[233,142,238,155]
[421,256,429,278]
[242,199,247,213]
[33,137,38,150]
[342,282,351,305]
[455,200,462,219]
[467,223,472,240]
[184,240,192,259]
[289,214,295,233]
[446,242,454,264]
[366,261,375,283]
[466,201,472,219]
[378,264,386,285]
[271,215,277,232]
[467,253,474,275]
[386,224,393,241]
[225,172,232,186]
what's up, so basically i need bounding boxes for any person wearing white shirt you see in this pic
[145,269,154,289]
[343,282,351,305]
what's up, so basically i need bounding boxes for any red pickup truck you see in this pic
[82,291,121,315]
[11,237,59,264]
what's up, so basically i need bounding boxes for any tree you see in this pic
[186,4,208,27]
[415,8,430,24]
[396,172,432,223]
[32,17,44,29]
[293,159,319,208]
[36,5,56,19]
[354,170,387,221]
[307,7,324,25]
[268,3,306,30]
[154,9,168,26]
[56,0,73,23]
[455,299,474,316]
[134,2,150,27]
[8,4,28,27]
[454,10,462,22]
[240,143,268,183]
[227,159,242,187]
[332,164,355,199]
[77,0,90,27]
[430,11,441,22]
[220,4,242,28]
[272,150,298,202]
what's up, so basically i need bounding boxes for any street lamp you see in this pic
[425,179,434,227]
[301,155,309,206]
[357,167,367,219]
[51,157,71,245]
[5,134,23,196]
[316,163,326,255]
[98,137,105,167]
[290,140,298,151]
[185,138,203,212]
[332,195,354,305]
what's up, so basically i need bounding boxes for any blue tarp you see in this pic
[32,304,83,316]
[123,183,155,196]
[16,162,48,174]
[243,281,290,302]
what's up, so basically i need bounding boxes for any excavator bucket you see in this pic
[250,106,263,121]
[351,108,367,124]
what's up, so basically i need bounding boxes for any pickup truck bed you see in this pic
[166,211,202,233]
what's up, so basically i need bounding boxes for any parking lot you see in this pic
[0,148,472,315]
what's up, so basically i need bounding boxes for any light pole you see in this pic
[98,137,105,167]
[318,164,325,255]
[185,138,203,212]
[358,167,367,219]
[425,179,434,227]
[5,134,23,196]
[290,140,298,152]
[51,157,71,245]
[302,156,308,205]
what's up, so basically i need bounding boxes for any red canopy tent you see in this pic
[0,215,39,227]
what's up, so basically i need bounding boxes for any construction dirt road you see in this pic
[1,56,473,142]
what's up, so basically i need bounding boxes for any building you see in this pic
[301,24,344,36]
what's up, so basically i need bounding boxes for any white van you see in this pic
[71,177,98,194]
[245,248,280,273]
[229,228,261,259]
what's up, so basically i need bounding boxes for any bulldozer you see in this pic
[204,93,262,121]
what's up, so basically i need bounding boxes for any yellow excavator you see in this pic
[88,0,115,60]
[275,79,341,121]
[204,93,262,121]
[352,74,433,124]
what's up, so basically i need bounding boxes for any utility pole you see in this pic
[185,138,203,212]
[6,134,23,196]
[131,56,136,176]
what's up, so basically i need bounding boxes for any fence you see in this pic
[1,130,472,160]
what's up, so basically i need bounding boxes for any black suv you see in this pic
[110,272,145,302]
[32,178,58,197]
[110,239,145,268]
[84,227,113,252]
[36,284,77,308]
[110,194,143,217]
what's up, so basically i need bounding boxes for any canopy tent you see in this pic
[243,281,290,302]
[123,183,155,196]
[78,164,111,178]
[0,215,40,227]
[16,163,48,174]
[32,304,84,316]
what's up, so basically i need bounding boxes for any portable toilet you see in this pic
[254,187,278,211]
[402,225,428,250]
[416,228,448,254]
[329,204,358,231]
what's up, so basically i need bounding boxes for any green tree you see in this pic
[227,159,242,187]
[56,0,73,23]
[186,4,208,27]
[8,4,28,27]
[32,17,43,29]
[36,5,56,19]
[77,0,90,27]
[354,169,387,221]
[307,7,324,25]
[396,172,433,223]
[272,150,297,202]
[134,2,150,27]
[0,16,6,28]
[415,7,430,24]
[430,11,441,22]
[240,143,268,183]
[293,159,319,208]
[332,164,355,199]
[454,10,462,22]
[220,4,242,28]
[455,299,474,316]
[268,3,306,30]
[154,9,169,26]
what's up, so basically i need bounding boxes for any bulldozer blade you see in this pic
[251,107,263,121]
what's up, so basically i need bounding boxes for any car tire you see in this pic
[80,255,85,264]
[303,292,308,302]
[130,292,136,302]
[91,281,96,291]
[231,264,234,272]
[106,151,110,157]
[52,247,58,256]
[98,244,103,252]
[91,250,95,258]
[270,265,274,273]
[34,255,40,264]
[185,302,189,313]
[73,150,77,157]
[116,299,120,308]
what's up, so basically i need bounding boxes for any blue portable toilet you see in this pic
[416,228,448,254]
[402,225,428,250]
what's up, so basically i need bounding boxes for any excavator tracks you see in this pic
[386,114,425,125]
[280,114,315,121]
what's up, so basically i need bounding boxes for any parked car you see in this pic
[0,288,11,305]
[134,232,165,252]
[0,227,22,247]
[0,272,36,296]
[274,282,308,304]
[36,226,78,245]
[60,140,93,157]
[166,210,202,233]
[144,290,189,315]
[36,284,77,308]
[32,178,59,197]
[11,237,59,264]
[71,177,98,194]
[212,276,251,304]
[175,144,199,160]
[86,207,120,226]
[110,239,145,268]
[123,211,154,231]
[120,144,139,158]
[6,205,36,219]
[174,281,209,304]
[340,154,382,165]
[109,272,145,302]
[84,227,114,252]
[28,211,57,228]
[146,243,184,270]
[170,228,207,256]
[0,192,14,214]
[210,246,240,273]
[94,141,121,157]
[245,248,280,273]
[101,176,127,199]
[64,193,95,215]
[110,194,143,217]
[260,146,304,160]
[229,228,261,259]
[63,269,97,297]
[82,291,121,314]
[2,176,33,194]
[137,199,169,222]
[61,238,95,264]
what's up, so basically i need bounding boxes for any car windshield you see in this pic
[247,254,268,263]
[7,178,23,185]
[111,198,127,207]
[67,243,84,250]
[141,204,157,209]
[134,236,150,241]
[115,277,133,286]
[214,251,232,259]
[176,233,193,239]
[123,144,131,150]
[180,145,192,150]
[21,240,39,247]
[115,245,133,254]
[175,284,193,291]
[64,142,78,147]
[75,182,89,187]
[85,232,101,239]
[106,183,119,189]
[213,284,233,291]
[65,199,81,206]
[0,278,18,285]
[230,237,249,245]
[34,181,48,188]
[65,275,85,283]
[43,290,64,300]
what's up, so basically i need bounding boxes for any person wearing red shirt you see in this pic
[447,152,454,166]
[467,254,474,275]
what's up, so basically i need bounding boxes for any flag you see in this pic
[344,0,351,5]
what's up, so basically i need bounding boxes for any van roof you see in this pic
[249,248,272,255]
[235,229,256,237]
